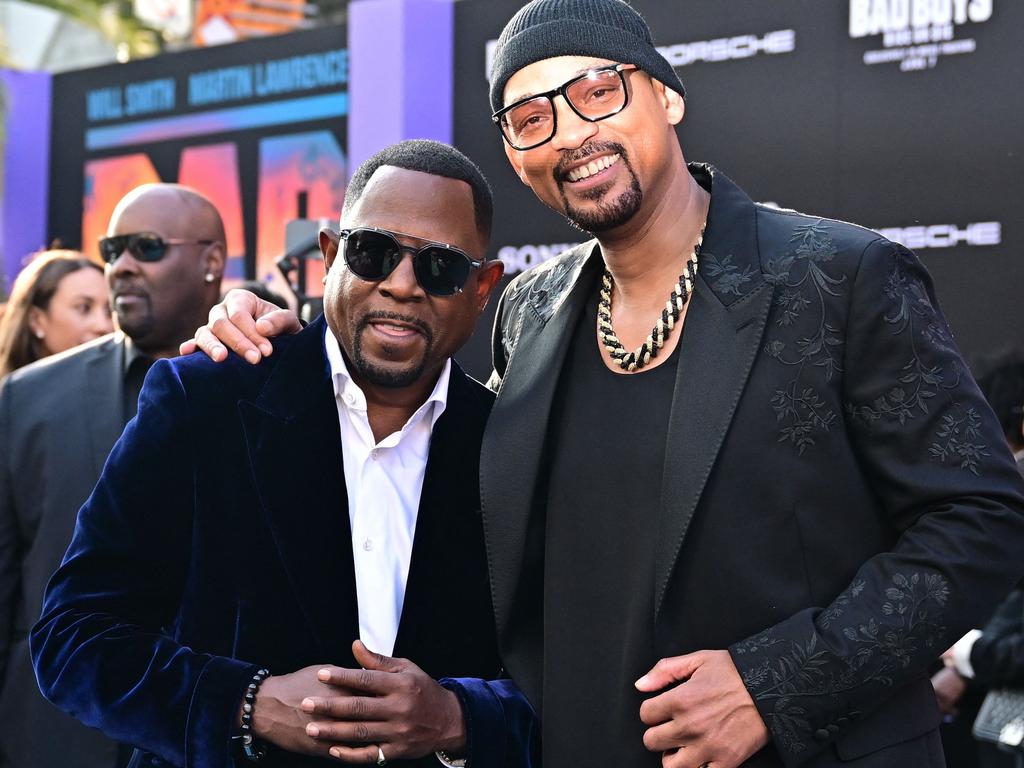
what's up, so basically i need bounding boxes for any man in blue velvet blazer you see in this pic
[31,142,536,768]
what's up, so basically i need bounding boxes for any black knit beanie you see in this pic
[489,0,685,113]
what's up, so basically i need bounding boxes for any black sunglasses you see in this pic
[339,227,483,297]
[99,232,216,264]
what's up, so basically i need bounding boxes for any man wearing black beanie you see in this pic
[480,1,1024,768]
[189,1,1024,767]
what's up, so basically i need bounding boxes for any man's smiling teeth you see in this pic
[376,322,416,334]
[567,153,620,182]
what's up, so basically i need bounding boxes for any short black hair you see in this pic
[342,140,493,241]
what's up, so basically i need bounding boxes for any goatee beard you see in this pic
[554,141,643,234]
[352,311,433,388]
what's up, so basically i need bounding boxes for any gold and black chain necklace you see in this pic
[597,232,702,372]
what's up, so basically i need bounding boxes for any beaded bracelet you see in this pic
[237,668,272,762]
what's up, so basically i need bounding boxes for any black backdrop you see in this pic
[452,0,1023,380]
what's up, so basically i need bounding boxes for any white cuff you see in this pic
[952,629,983,679]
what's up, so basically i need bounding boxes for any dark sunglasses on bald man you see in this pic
[98,232,216,264]
[339,227,484,297]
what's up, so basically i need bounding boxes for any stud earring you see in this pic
[35,330,45,339]
[204,273,215,283]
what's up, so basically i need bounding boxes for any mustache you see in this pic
[109,280,149,299]
[357,311,433,343]
[553,140,629,184]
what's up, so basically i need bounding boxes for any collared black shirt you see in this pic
[122,338,155,423]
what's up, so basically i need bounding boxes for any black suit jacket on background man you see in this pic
[0,334,130,768]
[30,317,503,768]
[482,164,1024,767]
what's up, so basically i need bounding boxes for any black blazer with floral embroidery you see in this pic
[480,164,1024,767]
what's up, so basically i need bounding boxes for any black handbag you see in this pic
[973,689,1024,750]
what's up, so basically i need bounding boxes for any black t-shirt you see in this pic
[543,290,679,767]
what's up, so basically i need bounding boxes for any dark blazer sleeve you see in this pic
[971,589,1024,687]
[439,677,539,768]
[0,377,17,688]
[729,239,1024,766]
[30,360,258,768]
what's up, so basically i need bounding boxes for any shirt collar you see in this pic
[121,334,154,380]
[324,325,450,429]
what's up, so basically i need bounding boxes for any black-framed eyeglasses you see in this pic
[339,227,484,297]
[492,63,637,151]
[99,232,216,264]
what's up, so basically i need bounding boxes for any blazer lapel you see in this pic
[85,335,127,478]
[654,166,775,617]
[394,366,482,656]
[239,317,359,657]
[481,245,600,642]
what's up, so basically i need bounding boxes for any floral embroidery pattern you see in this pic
[735,572,949,755]
[844,248,987,472]
[732,631,788,657]
[845,572,949,676]
[820,579,865,629]
[770,387,837,455]
[929,407,990,475]
[703,253,756,296]
[501,245,590,362]
[759,221,846,455]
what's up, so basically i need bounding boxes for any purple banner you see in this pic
[1,69,53,291]
[348,0,453,176]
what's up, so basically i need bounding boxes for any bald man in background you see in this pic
[0,184,226,768]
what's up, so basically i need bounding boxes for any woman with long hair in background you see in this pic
[0,250,113,379]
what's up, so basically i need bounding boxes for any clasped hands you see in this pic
[635,649,769,768]
[250,639,466,763]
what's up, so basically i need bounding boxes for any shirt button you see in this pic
[343,392,356,405]
[363,538,373,551]
[370,449,380,461]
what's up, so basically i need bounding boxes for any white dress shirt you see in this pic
[325,328,450,656]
